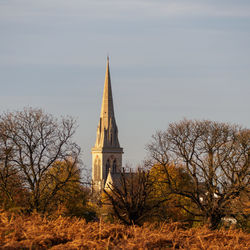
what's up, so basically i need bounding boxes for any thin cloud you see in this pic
[0,0,250,21]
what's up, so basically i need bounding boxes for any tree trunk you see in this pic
[208,213,222,230]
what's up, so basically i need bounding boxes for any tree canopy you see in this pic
[147,119,249,229]
[0,108,81,212]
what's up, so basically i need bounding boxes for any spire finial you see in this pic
[107,54,109,62]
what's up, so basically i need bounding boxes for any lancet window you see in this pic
[94,157,101,180]
[112,159,117,173]
[106,159,110,177]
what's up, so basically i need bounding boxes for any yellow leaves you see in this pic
[149,163,189,197]
[49,160,80,183]
[149,163,195,222]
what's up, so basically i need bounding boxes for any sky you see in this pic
[0,0,250,171]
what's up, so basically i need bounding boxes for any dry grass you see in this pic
[0,211,249,249]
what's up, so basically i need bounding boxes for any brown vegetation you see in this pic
[0,211,249,249]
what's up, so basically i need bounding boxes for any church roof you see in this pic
[104,170,121,190]
[104,170,134,191]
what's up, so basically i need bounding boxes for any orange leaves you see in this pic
[0,212,249,249]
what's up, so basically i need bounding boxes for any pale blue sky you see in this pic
[0,0,250,170]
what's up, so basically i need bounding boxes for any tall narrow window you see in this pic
[106,159,110,178]
[94,157,100,180]
[113,159,117,173]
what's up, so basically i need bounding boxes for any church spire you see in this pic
[94,57,121,148]
[100,56,114,123]
[91,57,123,194]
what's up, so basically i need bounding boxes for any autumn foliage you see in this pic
[0,211,249,249]
[147,119,250,229]
[149,163,195,223]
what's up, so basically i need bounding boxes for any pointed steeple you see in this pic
[94,57,122,149]
[91,57,123,194]
[100,56,115,127]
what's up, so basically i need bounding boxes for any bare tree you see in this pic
[0,108,81,212]
[0,128,24,208]
[147,119,249,229]
[103,168,168,225]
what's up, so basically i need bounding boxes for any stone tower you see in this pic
[91,57,123,194]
